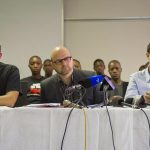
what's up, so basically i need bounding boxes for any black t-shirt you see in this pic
[0,62,20,95]
[21,76,45,104]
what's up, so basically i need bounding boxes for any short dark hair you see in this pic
[108,60,121,67]
[43,59,51,64]
[93,59,105,67]
[147,43,150,53]
[29,55,42,63]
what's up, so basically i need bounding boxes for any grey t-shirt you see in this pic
[108,84,123,98]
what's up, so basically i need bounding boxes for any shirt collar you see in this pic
[57,73,74,87]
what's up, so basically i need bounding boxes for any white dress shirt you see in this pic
[125,67,150,100]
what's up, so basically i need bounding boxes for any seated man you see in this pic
[21,56,45,104]
[125,43,150,105]
[0,48,20,107]
[43,59,53,78]
[41,46,103,106]
[93,59,106,76]
[108,60,128,104]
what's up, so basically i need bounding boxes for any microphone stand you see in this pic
[64,86,86,108]
[103,85,109,106]
[102,85,116,150]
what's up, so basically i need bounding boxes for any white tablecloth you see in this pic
[0,106,149,150]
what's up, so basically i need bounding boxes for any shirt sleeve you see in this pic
[124,74,141,101]
[6,66,20,93]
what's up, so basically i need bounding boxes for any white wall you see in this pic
[0,0,63,78]
[64,0,150,81]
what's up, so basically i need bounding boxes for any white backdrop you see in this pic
[0,0,63,78]
[64,0,150,81]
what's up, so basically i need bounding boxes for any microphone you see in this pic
[125,97,145,108]
[63,100,83,109]
[100,76,115,91]
[117,98,140,109]
[78,75,104,88]
[108,97,139,108]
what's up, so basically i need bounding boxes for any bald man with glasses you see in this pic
[40,46,103,106]
[0,46,20,107]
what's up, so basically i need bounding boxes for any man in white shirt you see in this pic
[125,43,150,105]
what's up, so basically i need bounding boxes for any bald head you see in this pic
[51,47,71,62]
[50,46,73,76]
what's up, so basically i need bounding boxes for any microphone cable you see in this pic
[105,105,116,150]
[60,107,74,150]
[122,102,150,148]
[103,86,116,150]
[60,88,87,150]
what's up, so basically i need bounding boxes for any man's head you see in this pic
[51,46,73,76]
[28,56,43,75]
[73,59,81,70]
[43,59,53,77]
[93,59,105,75]
[108,60,122,81]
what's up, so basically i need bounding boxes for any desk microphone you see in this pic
[117,98,140,109]
[78,75,104,88]
[65,75,104,94]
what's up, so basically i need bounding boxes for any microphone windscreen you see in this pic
[125,98,134,104]
[79,75,103,88]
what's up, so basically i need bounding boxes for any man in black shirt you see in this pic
[93,59,106,76]
[41,46,103,106]
[0,49,20,107]
[21,56,45,104]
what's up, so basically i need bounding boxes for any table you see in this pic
[0,106,149,150]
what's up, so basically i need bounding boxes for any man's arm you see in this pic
[0,65,21,107]
[125,73,150,105]
[143,92,150,104]
[124,74,140,100]
[0,91,19,107]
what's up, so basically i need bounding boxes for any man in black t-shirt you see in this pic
[0,50,20,107]
[21,56,45,104]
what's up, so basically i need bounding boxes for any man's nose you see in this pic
[33,64,39,68]
[61,59,67,65]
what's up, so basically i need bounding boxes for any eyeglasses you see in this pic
[52,56,72,65]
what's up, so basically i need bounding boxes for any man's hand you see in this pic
[143,91,150,103]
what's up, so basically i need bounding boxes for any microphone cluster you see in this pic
[63,75,148,109]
